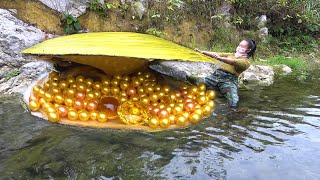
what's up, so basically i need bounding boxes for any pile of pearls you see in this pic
[29,70,215,129]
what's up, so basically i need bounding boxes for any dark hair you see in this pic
[245,39,256,60]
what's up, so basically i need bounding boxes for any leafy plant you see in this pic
[88,0,115,16]
[146,28,167,37]
[60,13,81,34]
[259,56,307,70]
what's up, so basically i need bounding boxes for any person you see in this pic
[189,39,256,111]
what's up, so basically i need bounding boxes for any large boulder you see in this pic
[39,0,88,17]
[239,65,274,88]
[0,9,53,95]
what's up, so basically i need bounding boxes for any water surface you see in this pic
[1,72,320,179]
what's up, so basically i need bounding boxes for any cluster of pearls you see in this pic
[29,70,215,129]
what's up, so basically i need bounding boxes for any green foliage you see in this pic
[260,56,307,70]
[88,0,115,16]
[4,70,21,79]
[60,13,81,34]
[146,28,167,37]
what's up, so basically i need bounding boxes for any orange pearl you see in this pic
[184,102,195,113]
[126,86,136,96]
[57,105,68,117]
[75,91,86,101]
[151,107,160,116]
[157,109,169,119]
[86,101,98,111]
[29,94,40,102]
[73,100,84,110]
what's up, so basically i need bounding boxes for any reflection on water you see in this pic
[1,73,320,179]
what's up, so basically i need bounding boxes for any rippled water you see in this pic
[1,72,320,179]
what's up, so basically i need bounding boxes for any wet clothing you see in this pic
[203,54,250,109]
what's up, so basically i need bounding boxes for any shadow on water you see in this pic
[1,71,320,179]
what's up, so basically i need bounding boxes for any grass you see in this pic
[4,70,21,78]
[257,56,307,70]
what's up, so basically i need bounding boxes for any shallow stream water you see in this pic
[1,71,320,179]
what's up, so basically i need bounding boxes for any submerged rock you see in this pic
[0,9,52,95]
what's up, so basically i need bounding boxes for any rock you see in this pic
[257,15,267,29]
[239,65,274,88]
[272,64,292,75]
[149,61,223,82]
[39,0,88,17]
[0,9,52,95]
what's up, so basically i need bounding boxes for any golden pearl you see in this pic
[144,86,154,94]
[144,72,152,79]
[68,109,78,121]
[92,81,102,90]
[122,75,130,82]
[111,79,120,87]
[148,116,159,129]
[176,115,187,126]
[101,86,111,95]
[69,82,77,89]
[39,98,47,105]
[182,111,190,119]
[129,107,141,115]
[206,90,216,100]
[97,112,108,123]
[64,88,76,97]
[202,105,212,116]
[84,78,94,87]
[32,85,42,95]
[207,100,215,109]
[38,88,46,98]
[198,91,206,96]
[86,92,96,101]
[137,86,144,94]
[43,92,54,102]
[43,82,51,90]
[149,93,159,103]
[140,96,150,105]
[111,86,120,95]
[58,80,68,90]
[51,86,62,94]
[64,97,74,107]
[130,95,139,102]
[85,87,92,93]
[139,93,148,98]
[54,93,65,104]
[168,114,176,125]
[119,96,127,103]
[29,100,41,111]
[162,85,170,94]
[137,75,145,82]
[78,110,90,121]
[48,112,60,123]
[76,83,87,92]
[92,90,102,99]
[101,78,110,86]
[113,74,122,81]
[66,77,75,84]
[89,110,98,120]
[132,79,141,88]
[120,81,129,90]
[181,84,188,90]
[172,105,183,115]
[198,84,206,92]
[197,95,208,105]
[160,118,170,128]
[194,108,203,117]
[49,71,58,78]
[153,85,161,92]
[189,113,201,123]
[119,91,128,97]
[50,81,59,87]
[75,75,85,83]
